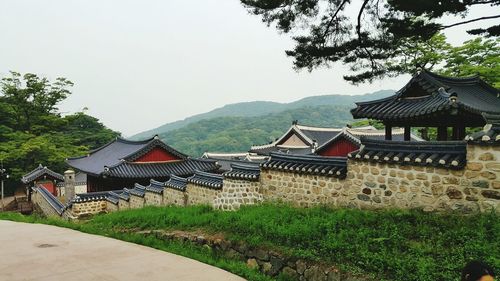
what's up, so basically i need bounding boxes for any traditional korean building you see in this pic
[250,122,420,157]
[315,126,422,157]
[201,152,267,171]
[22,164,64,197]
[66,136,218,192]
[351,70,500,141]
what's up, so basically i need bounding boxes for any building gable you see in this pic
[280,133,309,147]
[317,138,359,157]
[133,147,181,162]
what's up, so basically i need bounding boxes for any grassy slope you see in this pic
[2,205,498,281]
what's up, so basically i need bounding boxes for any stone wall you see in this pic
[32,189,61,218]
[107,202,119,212]
[214,179,263,211]
[118,198,130,210]
[129,195,144,209]
[259,170,344,207]
[144,191,163,206]
[163,188,186,206]
[70,200,107,217]
[343,144,499,213]
[139,229,372,281]
[186,183,221,206]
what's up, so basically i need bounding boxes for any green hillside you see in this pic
[131,90,394,140]
[161,105,355,156]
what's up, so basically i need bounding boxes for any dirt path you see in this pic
[0,220,246,281]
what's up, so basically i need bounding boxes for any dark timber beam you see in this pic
[437,127,448,141]
[385,123,392,140]
[404,126,411,141]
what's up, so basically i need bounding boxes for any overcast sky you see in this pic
[0,1,496,136]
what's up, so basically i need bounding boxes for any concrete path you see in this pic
[0,220,246,281]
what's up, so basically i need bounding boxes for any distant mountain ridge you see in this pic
[131,90,394,140]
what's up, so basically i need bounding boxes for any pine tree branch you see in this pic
[441,14,500,29]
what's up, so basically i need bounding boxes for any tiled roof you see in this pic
[66,136,187,176]
[129,183,146,197]
[165,175,188,191]
[187,170,223,189]
[118,189,131,201]
[316,127,423,153]
[250,124,342,155]
[102,158,218,179]
[145,179,165,194]
[351,71,500,123]
[21,164,64,184]
[68,190,124,207]
[261,152,348,178]
[348,138,467,169]
[223,163,261,181]
[466,113,500,145]
[202,152,249,161]
[250,145,314,156]
[107,191,121,205]
[35,185,64,215]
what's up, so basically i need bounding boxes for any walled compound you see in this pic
[31,71,500,219]
[31,119,499,220]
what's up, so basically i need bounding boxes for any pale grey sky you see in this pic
[0,0,496,136]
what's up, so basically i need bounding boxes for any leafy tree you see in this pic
[0,72,119,195]
[240,0,500,83]
[438,37,500,88]
[1,72,73,132]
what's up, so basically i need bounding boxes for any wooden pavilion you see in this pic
[351,70,500,141]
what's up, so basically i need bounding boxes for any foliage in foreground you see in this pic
[2,205,498,281]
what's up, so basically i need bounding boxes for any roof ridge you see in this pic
[296,124,343,132]
[229,163,261,171]
[192,170,224,179]
[169,174,188,182]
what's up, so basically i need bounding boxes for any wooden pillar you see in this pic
[437,127,447,141]
[451,126,466,140]
[404,126,411,141]
[385,123,392,140]
[458,126,466,140]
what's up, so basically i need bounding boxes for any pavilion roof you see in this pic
[351,71,500,125]
[21,164,64,184]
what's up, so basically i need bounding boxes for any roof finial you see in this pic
[449,92,458,103]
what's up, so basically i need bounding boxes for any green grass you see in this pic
[1,205,499,281]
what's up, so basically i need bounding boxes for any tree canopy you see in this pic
[0,72,120,194]
[240,0,500,83]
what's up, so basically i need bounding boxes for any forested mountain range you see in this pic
[131,90,394,140]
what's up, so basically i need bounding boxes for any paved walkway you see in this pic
[0,220,245,281]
